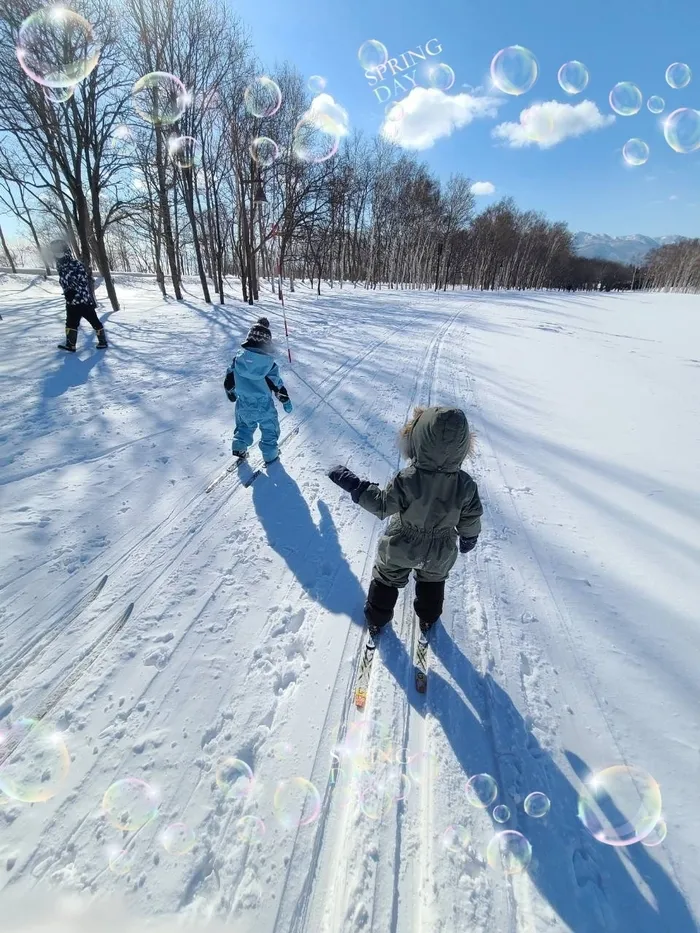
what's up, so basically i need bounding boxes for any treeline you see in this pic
[0,0,683,307]
[642,240,700,292]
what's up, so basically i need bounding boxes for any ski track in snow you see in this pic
[0,277,698,932]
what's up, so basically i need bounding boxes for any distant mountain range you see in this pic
[573,232,685,265]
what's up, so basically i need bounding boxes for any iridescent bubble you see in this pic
[274,777,322,829]
[308,75,326,94]
[0,719,70,803]
[493,804,511,823]
[465,773,498,809]
[666,63,691,90]
[523,791,551,818]
[425,63,455,91]
[490,46,538,96]
[244,76,282,119]
[647,96,665,114]
[358,40,388,74]
[557,61,589,94]
[663,108,700,153]
[641,818,668,847]
[132,72,188,126]
[43,85,75,104]
[441,824,469,852]
[250,136,279,168]
[609,82,643,116]
[622,138,650,166]
[270,741,294,760]
[161,822,195,856]
[293,114,339,164]
[215,758,254,800]
[577,765,662,846]
[235,814,266,843]
[102,778,160,831]
[16,7,101,88]
[486,830,532,874]
[107,847,134,876]
[168,135,199,169]
[407,751,439,786]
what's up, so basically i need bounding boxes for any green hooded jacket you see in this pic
[356,407,483,583]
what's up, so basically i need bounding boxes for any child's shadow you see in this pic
[378,625,698,933]
[251,464,366,623]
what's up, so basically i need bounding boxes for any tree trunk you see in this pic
[0,224,15,272]
[155,129,182,300]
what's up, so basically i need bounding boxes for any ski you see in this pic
[354,634,377,710]
[206,427,299,494]
[414,626,430,694]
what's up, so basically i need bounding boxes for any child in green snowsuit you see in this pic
[328,406,482,636]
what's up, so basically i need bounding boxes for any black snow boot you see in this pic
[58,327,78,352]
[96,327,108,349]
[415,580,445,634]
[232,449,248,460]
[365,578,399,638]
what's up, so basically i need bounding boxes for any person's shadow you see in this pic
[251,464,367,623]
[378,624,698,933]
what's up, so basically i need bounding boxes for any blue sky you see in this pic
[235,0,700,237]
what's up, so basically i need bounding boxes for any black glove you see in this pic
[459,535,478,554]
[226,390,237,403]
[328,465,361,495]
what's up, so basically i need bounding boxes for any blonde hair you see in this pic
[399,406,477,460]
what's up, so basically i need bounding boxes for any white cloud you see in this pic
[307,93,349,136]
[669,194,679,201]
[471,181,496,196]
[381,87,503,151]
[493,100,615,149]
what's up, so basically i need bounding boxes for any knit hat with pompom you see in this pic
[243,316,272,350]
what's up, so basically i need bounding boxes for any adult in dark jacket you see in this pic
[50,240,108,352]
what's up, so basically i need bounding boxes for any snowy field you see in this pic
[0,273,699,933]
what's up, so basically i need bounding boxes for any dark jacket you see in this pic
[56,250,94,306]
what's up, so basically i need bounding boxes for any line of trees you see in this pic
[1,0,693,305]
[642,240,700,292]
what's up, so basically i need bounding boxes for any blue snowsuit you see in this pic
[226,347,286,462]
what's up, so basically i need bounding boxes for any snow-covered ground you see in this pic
[0,274,699,932]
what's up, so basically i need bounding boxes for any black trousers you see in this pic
[66,302,102,331]
[365,578,446,629]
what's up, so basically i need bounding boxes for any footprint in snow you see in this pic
[144,647,170,670]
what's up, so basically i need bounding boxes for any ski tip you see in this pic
[415,673,427,694]
[354,689,368,710]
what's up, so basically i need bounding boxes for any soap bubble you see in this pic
[666,63,691,90]
[425,63,455,91]
[493,804,511,823]
[465,773,498,808]
[274,777,322,829]
[132,72,188,126]
[441,824,469,852]
[244,76,282,118]
[270,740,294,761]
[16,7,101,87]
[250,136,279,167]
[407,751,439,786]
[490,46,538,96]
[107,847,134,876]
[235,814,266,843]
[168,135,199,169]
[524,791,551,818]
[293,114,339,163]
[663,108,700,153]
[557,61,589,94]
[647,96,665,114]
[215,758,254,800]
[102,778,160,831]
[641,818,668,847]
[308,75,326,94]
[487,830,532,874]
[0,719,70,803]
[577,765,662,846]
[161,822,195,855]
[622,138,650,166]
[609,82,643,116]
[43,85,75,104]
[358,40,388,74]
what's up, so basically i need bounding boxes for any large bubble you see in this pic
[557,61,589,94]
[441,824,469,852]
[622,138,650,166]
[486,830,532,874]
[273,777,322,829]
[244,76,282,119]
[490,46,538,96]
[609,82,643,116]
[161,822,195,855]
[358,40,388,74]
[308,75,326,95]
[647,96,665,114]
[107,847,134,876]
[0,719,70,803]
[293,114,339,164]
[465,773,498,808]
[235,814,266,843]
[523,791,551,818]
[16,7,101,88]
[168,135,199,169]
[102,778,160,831]
[425,63,455,91]
[43,85,75,105]
[577,765,662,846]
[250,136,279,167]
[666,63,691,90]
[663,108,700,153]
[132,72,188,126]
[215,758,254,800]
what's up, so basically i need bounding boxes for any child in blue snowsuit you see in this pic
[224,317,292,464]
